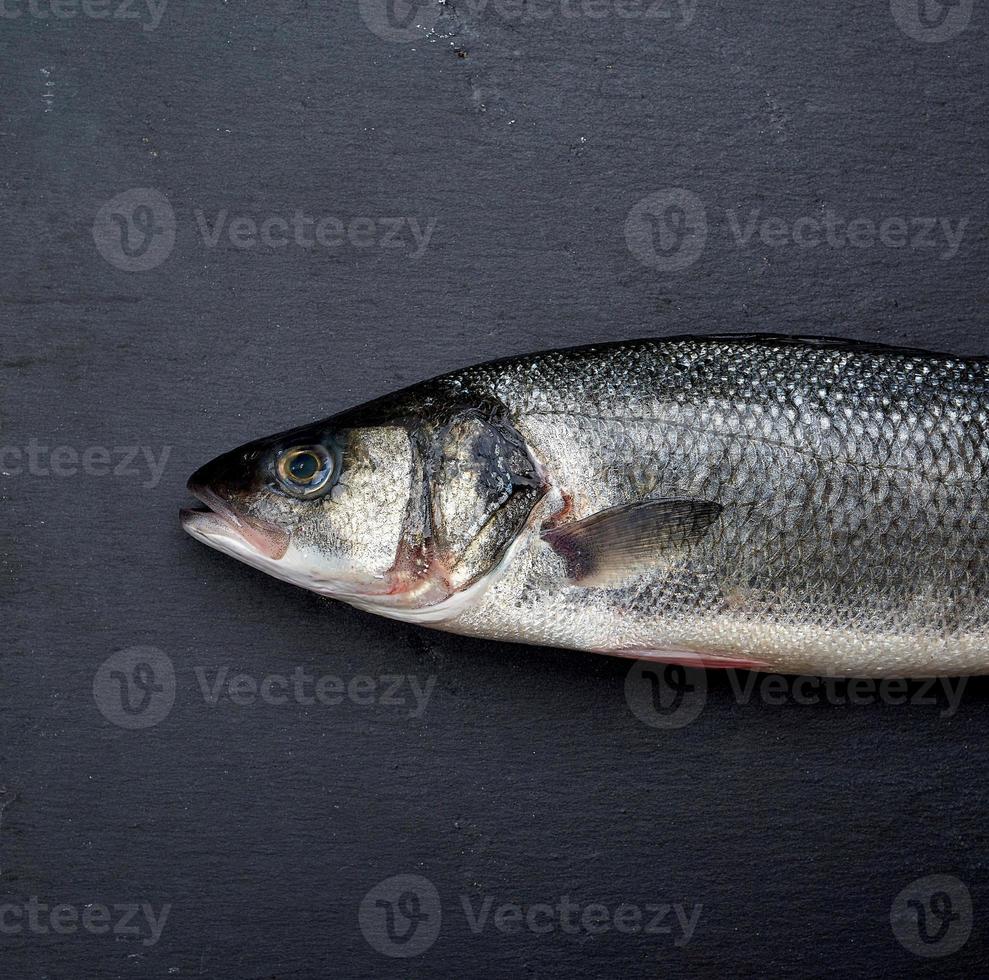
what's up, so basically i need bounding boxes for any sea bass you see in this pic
[181,335,989,677]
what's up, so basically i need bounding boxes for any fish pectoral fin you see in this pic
[541,497,722,586]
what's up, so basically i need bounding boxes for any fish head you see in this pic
[182,389,548,616]
[182,414,419,599]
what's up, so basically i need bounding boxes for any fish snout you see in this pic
[183,450,291,560]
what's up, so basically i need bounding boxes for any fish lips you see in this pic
[181,482,291,561]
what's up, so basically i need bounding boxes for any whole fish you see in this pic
[181,335,989,677]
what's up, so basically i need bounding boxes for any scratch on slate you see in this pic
[40,67,55,113]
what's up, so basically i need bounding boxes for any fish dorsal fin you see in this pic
[541,497,722,586]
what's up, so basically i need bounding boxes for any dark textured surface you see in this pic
[1,1,987,976]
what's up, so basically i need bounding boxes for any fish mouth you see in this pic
[181,485,291,561]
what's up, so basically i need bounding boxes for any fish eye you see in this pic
[275,446,335,496]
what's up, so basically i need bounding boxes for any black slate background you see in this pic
[1,1,987,977]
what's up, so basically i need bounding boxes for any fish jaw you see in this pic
[180,485,451,603]
[180,503,293,579]
[180,483,332,590]
[182,484,291,561]
[181,505,374,598]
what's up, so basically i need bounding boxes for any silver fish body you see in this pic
[182,335,989,677]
